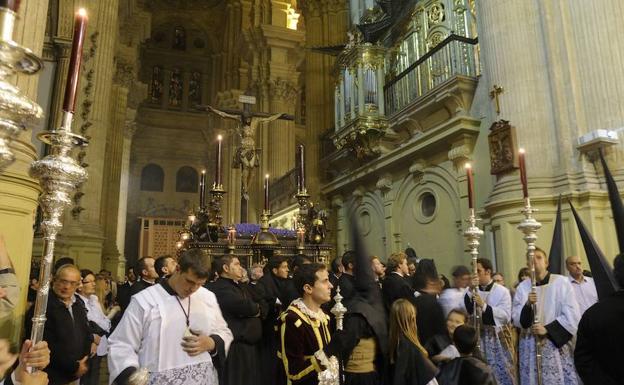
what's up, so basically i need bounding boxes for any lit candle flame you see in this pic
[465,163,472,170]
[77,8,87,17]
[519,148,525,154]
[217,135,222,141]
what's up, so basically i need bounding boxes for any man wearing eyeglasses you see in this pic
[25,264,93,385]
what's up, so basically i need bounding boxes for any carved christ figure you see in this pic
[204,105,289,198]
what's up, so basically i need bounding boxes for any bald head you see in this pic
[566,255,583,280]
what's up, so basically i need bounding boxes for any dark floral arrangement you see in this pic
[231,223,296,238]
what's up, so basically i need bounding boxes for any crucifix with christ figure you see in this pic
[198,94,294,203]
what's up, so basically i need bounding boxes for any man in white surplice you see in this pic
[108,249,233,385]
[512,247,581,385]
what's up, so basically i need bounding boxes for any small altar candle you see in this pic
[299,144,305,192]
[0,0,20,12]
[199,170,206,207]
[215,135,222,186]
[264,174,270,211]
[518,148,529,198]
[465,163,474,209]
[62,8,88,113]
[227,225,236,244]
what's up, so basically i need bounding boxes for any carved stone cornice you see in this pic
[144,0,223,11]
[409,159,426,183]
[124,120,138,139]
[269,78,299,101]
[376,173,393,196]
[448,135,474,170]
[113,58,135,89]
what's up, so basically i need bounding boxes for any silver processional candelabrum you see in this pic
[0,7,44,173]
[463,207,484,356]
[516,197,543,385]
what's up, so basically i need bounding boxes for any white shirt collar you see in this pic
[568,274,588,284]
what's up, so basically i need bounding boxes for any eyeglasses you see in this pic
[56,279,81,287]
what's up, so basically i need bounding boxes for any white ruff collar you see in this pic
[292,298,329,322]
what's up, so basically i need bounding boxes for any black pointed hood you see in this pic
[569,202,620,299]
[599,150,624,254]
[346,213,388,358]
[548,196,564,274]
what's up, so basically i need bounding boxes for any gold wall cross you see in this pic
[489,84,504,115]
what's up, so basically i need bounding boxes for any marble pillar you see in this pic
[477,0,624,279]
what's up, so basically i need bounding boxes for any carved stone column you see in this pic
[101,72,132,276]
[267,78,298,178]
[301,0,349,198]
[376,174,396,257]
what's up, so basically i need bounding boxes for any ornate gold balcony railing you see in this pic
[384,34,479,116]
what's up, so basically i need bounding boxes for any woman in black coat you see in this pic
[388,299,439,385]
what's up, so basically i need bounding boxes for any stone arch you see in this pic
[393,164,463,274]
[176,166,199,193]
[351,190,387,259]
[141,164,165,192]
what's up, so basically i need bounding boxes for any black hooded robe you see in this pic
[574,290,624,385]
[436,355,497,385]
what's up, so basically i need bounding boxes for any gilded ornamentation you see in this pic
[488,120,518,175]
[428,31,445,48]
[428,3,445,24]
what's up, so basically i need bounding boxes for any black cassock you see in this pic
[253,273,298,385]
[390,336,437,385]
[210,277,264,385]
[574,290,624,385]
[436,356,497,385]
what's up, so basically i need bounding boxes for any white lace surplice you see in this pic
[108,285,233,385]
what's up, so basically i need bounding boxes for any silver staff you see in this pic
[331,286,347,331]
[464,207,484,356]
[517,196,543,385]
[318,286,347,385]
[0,6,43,173]
[28,112,88,346]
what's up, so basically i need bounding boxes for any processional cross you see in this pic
[197,95,294,220]
[489,84,504,115]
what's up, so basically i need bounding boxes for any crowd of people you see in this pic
[1,230,623,385]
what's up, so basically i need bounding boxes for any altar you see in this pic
[174,141,334,267]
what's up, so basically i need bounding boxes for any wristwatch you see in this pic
[0,268,15,274]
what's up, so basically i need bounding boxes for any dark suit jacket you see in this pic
[575,291,624,385]
[128,278,154,299]
[382,272,414,311]
[25,292,93,385]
